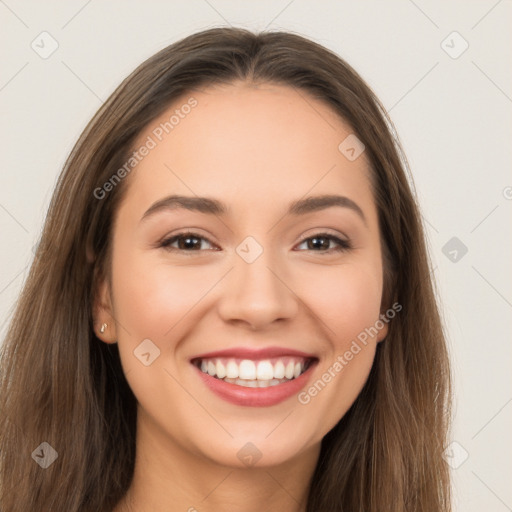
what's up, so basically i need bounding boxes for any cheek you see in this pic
[292,263,382,416]
[111,249,221,340]
[292,265,383,432]
[297,263,383,344]
[109,251,218,421]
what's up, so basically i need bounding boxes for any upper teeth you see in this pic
[199,358,307,380]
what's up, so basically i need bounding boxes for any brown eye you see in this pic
[160,232,215,251]
[295,233,351,253]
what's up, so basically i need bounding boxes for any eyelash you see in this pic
[159,231,352,254]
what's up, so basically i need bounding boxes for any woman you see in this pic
[0,27,452,511]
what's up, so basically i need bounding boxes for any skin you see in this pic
[96,82,388,512]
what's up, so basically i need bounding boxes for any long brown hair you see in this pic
[0,27,451,511]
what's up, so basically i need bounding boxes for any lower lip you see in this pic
[194,364,316,407]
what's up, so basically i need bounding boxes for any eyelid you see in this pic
[159,230,219,252]
[294,230,352,253]
[296,227,349,244]
[159,228,352,254]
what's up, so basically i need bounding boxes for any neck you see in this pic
[114,411,320,512]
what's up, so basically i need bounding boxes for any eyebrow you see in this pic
[141,194,367,225]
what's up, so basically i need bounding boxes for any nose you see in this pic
[217,251,298,330]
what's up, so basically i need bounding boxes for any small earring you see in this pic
[100,323,107,334]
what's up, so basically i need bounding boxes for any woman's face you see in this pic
[98,82,388,468]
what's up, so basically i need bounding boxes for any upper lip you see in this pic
[190,346,318,361]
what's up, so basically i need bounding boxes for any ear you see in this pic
[376,319,388,343]
[93,276,118,344]
[376,310,390,343]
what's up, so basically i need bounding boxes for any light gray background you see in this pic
[1,1,511,510]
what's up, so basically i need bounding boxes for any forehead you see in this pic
[121,82,375,221]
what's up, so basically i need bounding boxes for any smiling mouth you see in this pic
[191,356,316,388]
